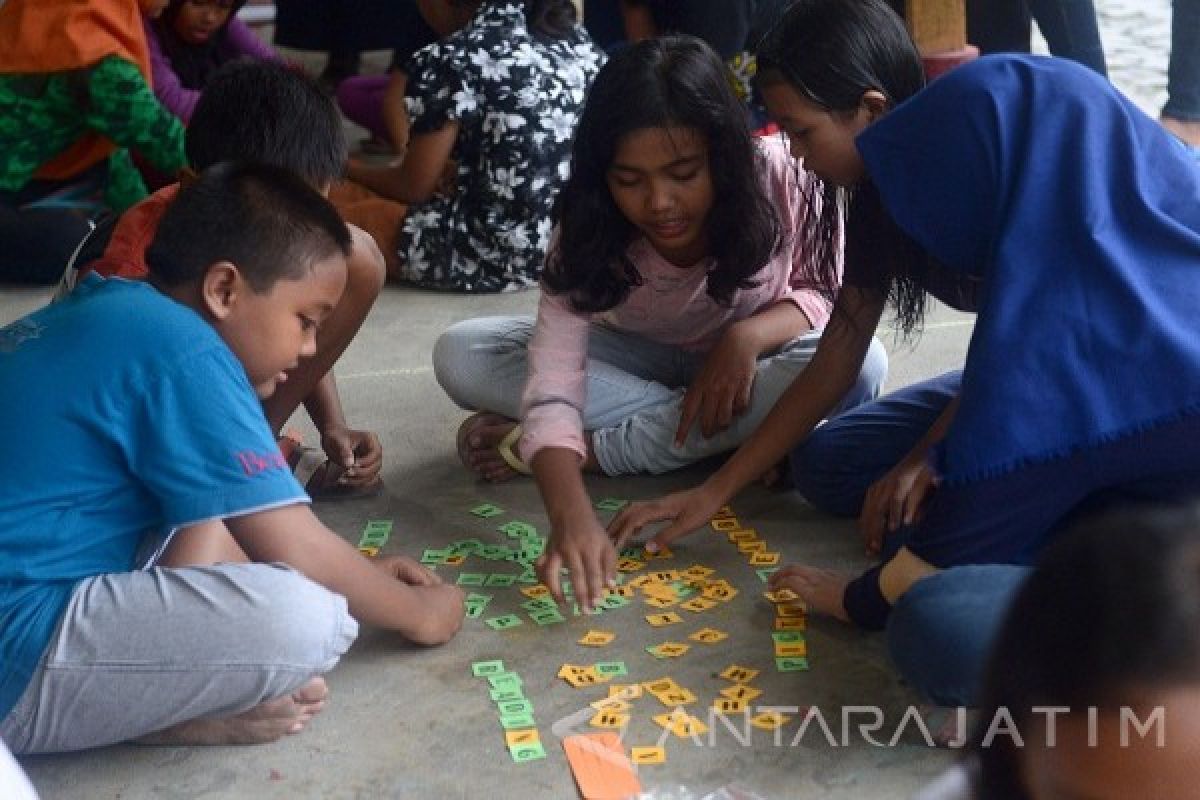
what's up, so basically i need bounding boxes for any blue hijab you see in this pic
[857,55,1200,486]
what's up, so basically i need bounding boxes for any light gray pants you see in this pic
[0,563,357,754]
[434,316,888,475]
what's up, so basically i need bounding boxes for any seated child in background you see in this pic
[0,163,464,755]
[916,505,1200,800]
[618,0,791,123]
[87,60,386,501]
[619,0,757,107]
[334,0,439,155]
[145,0,285,124]
[0,0,186,284]
[435,37,886,609]
[340,0,605,290]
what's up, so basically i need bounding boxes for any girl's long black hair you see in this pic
[971,505,1200,798]
[756,0,927,334]
[544,36,781,312]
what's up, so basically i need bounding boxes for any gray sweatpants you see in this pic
[0,563,357,754]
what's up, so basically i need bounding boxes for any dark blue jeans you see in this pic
[967,0,1107,76]
[791,371,1200,705]
[1165,0,1200,121]
[888,565,1030,707]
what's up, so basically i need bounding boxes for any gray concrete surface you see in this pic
[1,0,1174,796]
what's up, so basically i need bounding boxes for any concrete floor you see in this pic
[4,282,971,799]
[1,0,1173,796]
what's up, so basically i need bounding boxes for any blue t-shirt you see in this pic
[0,275,306,719]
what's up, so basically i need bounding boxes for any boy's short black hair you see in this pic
[146,162,353,291]
[186,60,346,188]
[972,504,1200,798]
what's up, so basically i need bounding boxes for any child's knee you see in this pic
[345,225,387,300]
[251,565,358,672]
[854,338,889,403]
[432,323,472,404]
[886,567,1028,707]
[789,433,861,516]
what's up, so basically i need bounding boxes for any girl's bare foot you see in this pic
[456,412,523,483]
[1161,115,1200,148]
[768,564,852,622]
[135,677,329,746]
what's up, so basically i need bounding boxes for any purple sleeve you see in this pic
[224,17,282,63]
[144,16,199,123]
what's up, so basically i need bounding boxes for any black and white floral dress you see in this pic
[399,1,604,292]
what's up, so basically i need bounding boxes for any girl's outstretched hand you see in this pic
[859,457,939,556]
[675,326,759,445]
[608,484,725,553]
[536,515,617,614]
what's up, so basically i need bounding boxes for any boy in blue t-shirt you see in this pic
[0,163,464,755]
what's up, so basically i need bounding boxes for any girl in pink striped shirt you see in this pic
[434,36,886,606]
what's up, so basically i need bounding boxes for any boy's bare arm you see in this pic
[225,504,463,645]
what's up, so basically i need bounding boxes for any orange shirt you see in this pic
[0,0,155,181]
[87,184,178,279]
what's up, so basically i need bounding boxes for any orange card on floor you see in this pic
[750,711,791,730]
[680,596,718,613]
[713,697,748,714]
[720,665,760,684]
[578,630,616,646]
[688,627,728,644]
[720,684,763,702]
[629,746,666,765]
[609,683,643,700]
[505,728,540,747]
[562,733,642,800]
[775,616,807,631]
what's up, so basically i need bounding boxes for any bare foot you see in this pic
[768,564,852,622]
[456,412,522,483]
[1161,115,1200,148]
[135,677,329,745]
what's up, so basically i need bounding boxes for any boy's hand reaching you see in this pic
[320,425,383,487]
[536,515,616,614]
[675,325,759,445]
[405,584,466,645]
[374,555,443,587]
[376,557,465,644]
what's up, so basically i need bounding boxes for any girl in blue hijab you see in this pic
[608,0,1200,705]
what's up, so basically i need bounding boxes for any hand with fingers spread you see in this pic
[536,514,616,614]
[607,483,726,554]
[375,554,443,587]
[674,324,760,446]
[859,456,939,556]
[320,425,383,488]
